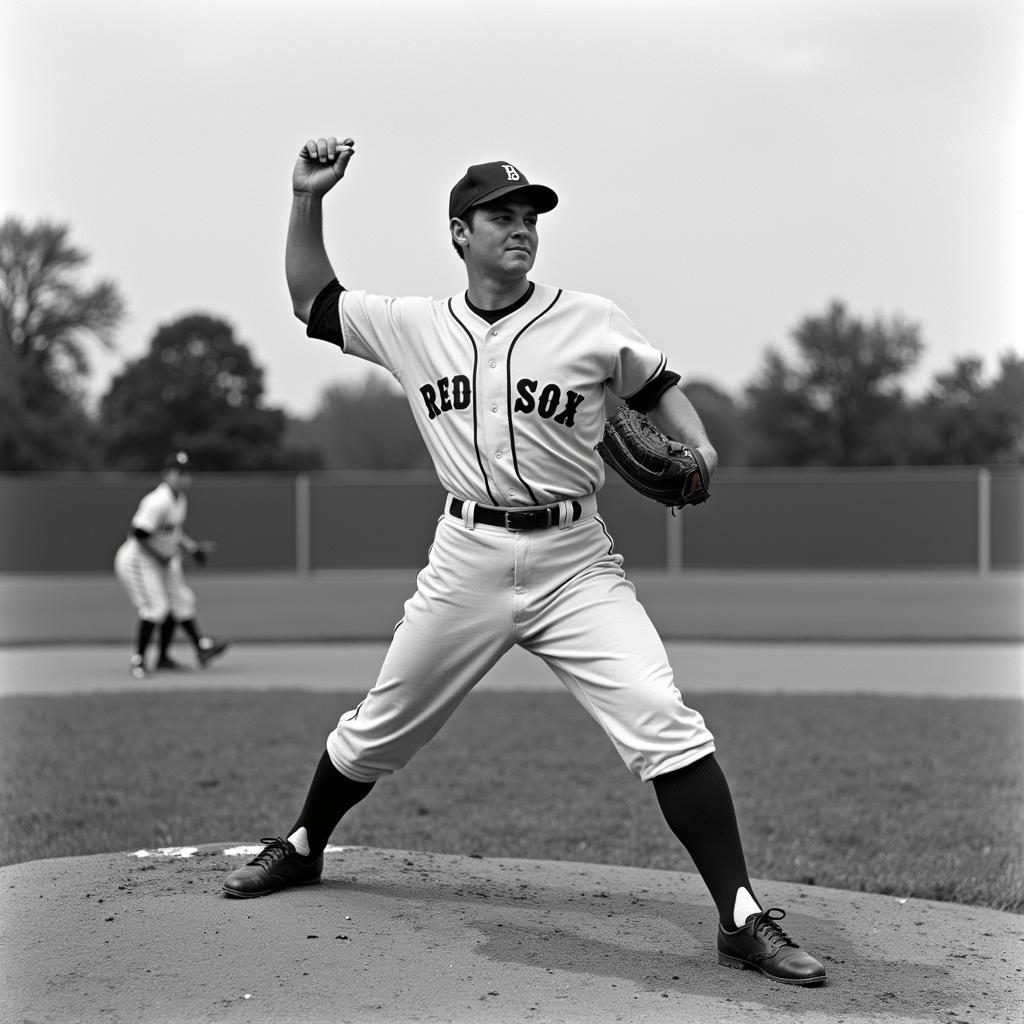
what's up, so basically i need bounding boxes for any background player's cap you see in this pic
[448,162,558,220]
[162,451,190,471]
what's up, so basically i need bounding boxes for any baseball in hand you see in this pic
[295,136,355,195]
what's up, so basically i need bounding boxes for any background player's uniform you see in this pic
[114,481,197,623]
[305,280,715,782]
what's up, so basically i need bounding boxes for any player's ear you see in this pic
[450,216,471,251]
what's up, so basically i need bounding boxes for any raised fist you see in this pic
[293,136,355,197]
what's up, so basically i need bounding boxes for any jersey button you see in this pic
[488,360,496,368]
[490,405,498,413]
[495,451,503,460]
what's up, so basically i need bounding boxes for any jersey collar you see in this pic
[464,281,535,324]
[455,281,556,327]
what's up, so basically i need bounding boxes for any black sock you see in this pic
[135,619,156,659]
[652,754,758,928]
[178,618,202,650]
[288,749,375,857]
[158,616,176,660]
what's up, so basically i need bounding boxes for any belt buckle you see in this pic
[505,507,553,531]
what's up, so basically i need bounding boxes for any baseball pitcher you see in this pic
[220,138,828,987]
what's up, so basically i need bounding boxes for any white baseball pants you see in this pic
[327,502,715,783]
[114,539,196,622]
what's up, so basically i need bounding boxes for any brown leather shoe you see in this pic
[222,837,322,898]
[717,908,827,986]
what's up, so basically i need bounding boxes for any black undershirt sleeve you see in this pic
[626,368,682,414]
[305,278,347,348]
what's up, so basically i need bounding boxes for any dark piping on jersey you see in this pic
[504,289,563,506]
[628,353,670,405]
[447,299,498,505]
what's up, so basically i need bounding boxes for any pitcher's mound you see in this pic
[1,844,1019,1023]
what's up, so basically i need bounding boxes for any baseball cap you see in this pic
[448,161,558,220]
[162,451,190,471]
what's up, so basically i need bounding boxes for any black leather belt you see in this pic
[449,498,582,531]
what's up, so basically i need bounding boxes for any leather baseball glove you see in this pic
[596,405,710,509]
[188,540,217,566]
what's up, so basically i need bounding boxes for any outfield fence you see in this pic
[0,466,1021,574]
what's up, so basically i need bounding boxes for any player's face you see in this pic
[165,469,191,494]
[461,200,538,278]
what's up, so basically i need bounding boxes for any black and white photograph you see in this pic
[1,1,1021,1022]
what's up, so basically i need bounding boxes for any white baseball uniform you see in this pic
[114,481,197,623]
[307,280,715,783]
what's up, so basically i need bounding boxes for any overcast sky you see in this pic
[3,0,1021,416]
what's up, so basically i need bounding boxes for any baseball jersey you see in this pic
[307,280,675,507]
[130,482,187,560]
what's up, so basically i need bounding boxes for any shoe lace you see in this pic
[247,837,293,868]
[751,908,799,951]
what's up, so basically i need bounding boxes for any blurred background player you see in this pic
[113,451,229,679]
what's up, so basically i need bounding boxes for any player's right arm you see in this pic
[286,136,356,324]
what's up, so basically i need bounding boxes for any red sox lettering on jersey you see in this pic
[420,376,585,428]
[309,281,668,507]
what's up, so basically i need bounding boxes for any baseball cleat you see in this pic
[717,908,827,986]
[197,637,230,667]
[155,655,184,670]
[222,837,323,898]
[129,654,148,680]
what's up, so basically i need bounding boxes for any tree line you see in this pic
[2,216,1021,472]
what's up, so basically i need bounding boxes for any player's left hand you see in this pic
[694,443,718,478]
[596,406,712,509]
[191,540,216,566]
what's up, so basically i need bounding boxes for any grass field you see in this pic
[1,687,1021,914]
